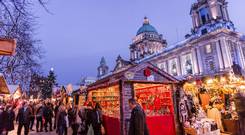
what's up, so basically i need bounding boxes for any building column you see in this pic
[191,48,199,74]
[236,42,245,69]
[196,47,203,74]
[215,40,224,70]
[221,37,232,68]
[177,56,182,76]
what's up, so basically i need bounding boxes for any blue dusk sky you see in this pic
[33,0,245,85]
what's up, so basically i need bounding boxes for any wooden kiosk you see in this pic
[87,62,179,135]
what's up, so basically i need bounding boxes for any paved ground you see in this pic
[8,120,72,135]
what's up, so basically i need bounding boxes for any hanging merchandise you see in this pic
[182,73,245,135]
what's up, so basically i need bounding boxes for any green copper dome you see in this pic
[136,17,158,35]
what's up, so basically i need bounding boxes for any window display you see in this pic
[134,84,174,116]
[90,85,120,118]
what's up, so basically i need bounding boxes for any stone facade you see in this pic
[130,0,245,79]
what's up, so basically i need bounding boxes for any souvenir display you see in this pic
[134,85,173,116]
[181,73,245,134]
[91,85,120,118]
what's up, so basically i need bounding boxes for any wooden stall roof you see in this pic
[0,39,16,56]
[87,62,179,91]
[0,73,10,94]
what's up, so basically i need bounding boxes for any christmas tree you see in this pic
[42,68,58,99]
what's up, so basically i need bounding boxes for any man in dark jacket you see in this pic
[0,105,7,134]
[36,103,44,132]
[128,98,149,135]
[29,102,35,131]
[91,103,103,135]
[43,102,54,132]
[6,105,15,134]
[16,102,32,135]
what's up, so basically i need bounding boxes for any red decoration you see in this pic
[144,68,151,77]
[196,79,202,86]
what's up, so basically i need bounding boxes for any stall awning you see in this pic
[0,73,10,94]
[0,39,16,56]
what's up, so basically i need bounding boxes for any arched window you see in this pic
[171,61,177,76]
[199,7,210,24]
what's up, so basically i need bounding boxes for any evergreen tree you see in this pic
[42,69,58,99]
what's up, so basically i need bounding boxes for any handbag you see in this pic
[101,125,106,135]
[87,124,94,135]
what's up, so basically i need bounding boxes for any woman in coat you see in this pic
[6,105,15,135]
[57,105,68,135]
[91,103,103,135]
[0,105,7,135]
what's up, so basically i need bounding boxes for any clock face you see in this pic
[124,71,135,80]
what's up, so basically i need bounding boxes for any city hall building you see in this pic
[98,0,245,79]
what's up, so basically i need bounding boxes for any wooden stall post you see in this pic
[120,80,134,135]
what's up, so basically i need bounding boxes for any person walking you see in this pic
[36,102,44,132]
[43,102,54,132]
[78,105,87,135]
[29,102,35,131]
[54,101,60,130]
[5,105,15,135]
[128,98,149,135]
[91,103,103,135]
[69,105,80,135]
[0,105,7,135]
[16,101,32,135]
[57,105,68,135]
[86,102,94,135]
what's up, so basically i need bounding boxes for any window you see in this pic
[209,60,215,71]
[185,55,193,75]
[171,61,177,76]
[200,7,210,24]
[205,44,212,53]
[201,29,208,35]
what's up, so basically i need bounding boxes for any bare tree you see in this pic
[0,0,48,90]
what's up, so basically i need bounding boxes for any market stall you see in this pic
[87,62,179,135]
[181,73,245,135]
[72,86,87,106]
[7,85,22,99]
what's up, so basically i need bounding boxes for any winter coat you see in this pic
[68,108,79,125]
[128,105,149,135]
[16,107,32,124]
[36,106,44,118]
[0,110,7,131]
[6,110,15,131]
[43,106,53,120]
[57,111,67,128]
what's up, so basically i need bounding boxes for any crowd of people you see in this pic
[0,98,149,135]
[0,99,104,135]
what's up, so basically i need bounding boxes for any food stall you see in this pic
[87,62,179,135]
[181,73,245,135]
[72,86,87,106]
